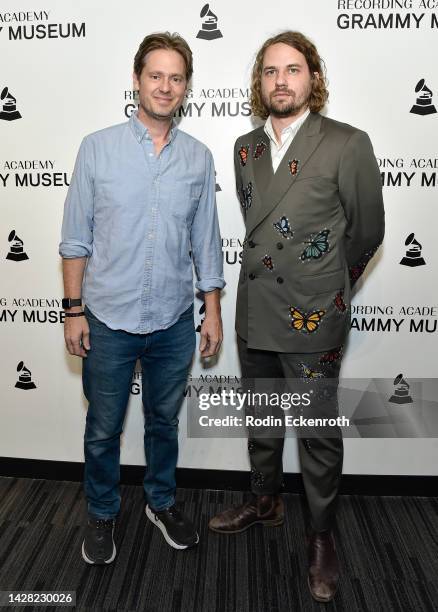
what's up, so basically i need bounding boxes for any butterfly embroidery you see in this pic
[273,216,294,239]
[238,145,249,167]
[240,182,252,210]
[288,159,299,175]
[262,255,274,271]
[334,291,347,313]
[253,141,267,159]
[300,229,331,261]
[299,363,324,380]
[289,307,326,334]
[319,346,343,365]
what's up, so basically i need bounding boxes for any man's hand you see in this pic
[199,313,223,358]
[64,315,91,358]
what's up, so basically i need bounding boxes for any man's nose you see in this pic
[275,71,287,87]
[159,78,171,92]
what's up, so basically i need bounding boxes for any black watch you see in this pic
[62,298,82,309]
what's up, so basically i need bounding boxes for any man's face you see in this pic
[133,48,187,121]
[260,43,316,118]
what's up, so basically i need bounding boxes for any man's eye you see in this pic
[265,70,275,76]
[289,68,298,74]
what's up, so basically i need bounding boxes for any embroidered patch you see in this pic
[289,307,326,334]
[250,468,265,488]
[262,254,274,271]
[299,363,325,381]
[288,159,300,175]
[240,182,252,210]
[319,346,343,365]
[273,215,294,239]
[253,141,267,159]
[300,229,331,262]
[349,246,379,283]
[248,439,256,454]
[238,145,249,167]
[334,290,347,314]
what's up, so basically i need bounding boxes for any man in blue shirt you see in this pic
[59,32,224,564]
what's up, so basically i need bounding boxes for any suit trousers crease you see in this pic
[237,335,344,532]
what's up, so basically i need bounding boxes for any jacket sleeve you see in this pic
[234,139,246,219]
[338,130,385,287]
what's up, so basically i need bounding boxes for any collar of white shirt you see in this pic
[264,109,310,151]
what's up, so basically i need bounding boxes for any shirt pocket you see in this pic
[168,183,202,222]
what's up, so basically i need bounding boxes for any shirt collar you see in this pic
[264,108,310,146]
[129,110,178,143]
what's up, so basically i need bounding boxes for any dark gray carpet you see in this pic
[0,477,437,611]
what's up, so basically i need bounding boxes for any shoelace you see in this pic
[93,519,114,530]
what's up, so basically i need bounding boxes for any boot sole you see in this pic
[209,516,284,534]
[145,505,199,550]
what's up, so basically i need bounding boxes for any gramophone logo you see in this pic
[399,233,425,267]
[0,87,22,121]
[388,373,412,404]
[6,230,29,261]
[15,361,37,390]
[196,301,206,333]
[196,4,223,40]
[410,79,437,116]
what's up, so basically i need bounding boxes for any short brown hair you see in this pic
[250,31,329,119]
[134,32,193,82]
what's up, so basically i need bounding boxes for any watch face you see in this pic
[62,298,70,309]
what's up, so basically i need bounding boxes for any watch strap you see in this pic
[62,297,82,309]
[64,311,86,318]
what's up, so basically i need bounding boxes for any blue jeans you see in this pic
[82,304,195,518]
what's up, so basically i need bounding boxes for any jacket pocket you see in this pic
[298,268,345,296]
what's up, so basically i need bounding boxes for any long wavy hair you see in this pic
[250,31,328,119]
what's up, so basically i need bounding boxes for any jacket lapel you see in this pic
[247,113,324,236]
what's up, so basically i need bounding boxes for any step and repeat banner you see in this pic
[1,0,437,475]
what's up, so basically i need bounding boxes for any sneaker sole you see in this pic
[81,540,117,565]
[209,516,284,534]
[145,505,199,550]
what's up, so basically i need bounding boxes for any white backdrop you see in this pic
[1,0,437,475]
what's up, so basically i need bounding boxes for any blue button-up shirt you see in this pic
[59,112,225,333]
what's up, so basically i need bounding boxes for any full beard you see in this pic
[264,86,311,118]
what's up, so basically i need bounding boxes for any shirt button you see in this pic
[276,242,283,250]
[249,273,256,280]
[248,240,256,248]
[276,276,284,284]
[148,234,154,239]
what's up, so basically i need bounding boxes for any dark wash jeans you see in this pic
[82,304,195,518]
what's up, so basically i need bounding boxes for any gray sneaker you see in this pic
[82,518,116,565]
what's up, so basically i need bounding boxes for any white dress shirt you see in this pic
[264,109,310,173]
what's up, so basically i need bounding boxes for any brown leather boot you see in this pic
[307,530,339,602]
[208,494,284,533]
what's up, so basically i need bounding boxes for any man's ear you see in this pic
[133,71,140,91]
[313,72,320,81]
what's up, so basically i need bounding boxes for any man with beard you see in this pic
[60,32,224,563]
[209,31,384,602]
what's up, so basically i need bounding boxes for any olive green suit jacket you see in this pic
[234,112,384,352]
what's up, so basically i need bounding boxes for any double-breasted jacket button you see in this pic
[276,276,284,284]
[276,242,283,250]
[249,273,256,280]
